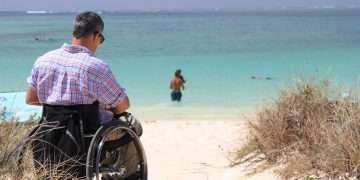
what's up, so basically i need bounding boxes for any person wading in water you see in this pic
[170,69,186,102]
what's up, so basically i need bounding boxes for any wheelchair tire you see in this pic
[86,120,147,180]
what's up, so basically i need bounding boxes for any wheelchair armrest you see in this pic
[113,112,130,119]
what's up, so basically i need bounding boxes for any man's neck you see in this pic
[72,38,96,53]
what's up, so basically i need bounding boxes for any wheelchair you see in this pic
[12,111,147,180]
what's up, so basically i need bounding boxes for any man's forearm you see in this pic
[112,96,130,114]
[25,87,41,105]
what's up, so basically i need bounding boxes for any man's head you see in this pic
[175,69,182,77]
[72,11,105,53]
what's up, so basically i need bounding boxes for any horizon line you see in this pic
[1,6,360,13]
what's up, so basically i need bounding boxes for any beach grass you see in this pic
[0,109,82,180]
[236,79,360,179]
[0,114,33,179]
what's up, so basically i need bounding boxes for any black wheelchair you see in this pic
[11,104,147,180]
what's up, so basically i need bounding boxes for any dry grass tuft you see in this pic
[237,80,360,179]
[0,112,82,180]
[0,120,33,174]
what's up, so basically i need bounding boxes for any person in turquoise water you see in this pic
[170,69,186,102]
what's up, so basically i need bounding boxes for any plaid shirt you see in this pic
[27,44,127,123]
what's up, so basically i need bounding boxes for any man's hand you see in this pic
[115,112,143,137]
[112,96,130,114]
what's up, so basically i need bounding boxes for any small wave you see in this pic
[0,90,25,93]
[26,10,49,14]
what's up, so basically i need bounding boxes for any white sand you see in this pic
[136,107,279,180]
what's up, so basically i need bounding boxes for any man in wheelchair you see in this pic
[24,11,146,179]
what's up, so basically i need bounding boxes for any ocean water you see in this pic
[1,10,360,120]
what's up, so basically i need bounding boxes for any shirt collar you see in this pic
[62,43,95,56]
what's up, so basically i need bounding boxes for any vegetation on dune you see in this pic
[237,80,360,179]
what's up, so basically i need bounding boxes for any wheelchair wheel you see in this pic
[86,120,147,180]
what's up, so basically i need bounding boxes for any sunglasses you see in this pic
[95,31,105,44]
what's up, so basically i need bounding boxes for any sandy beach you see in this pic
[134,107,279,180]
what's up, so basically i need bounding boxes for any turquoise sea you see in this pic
[1,10,360,120]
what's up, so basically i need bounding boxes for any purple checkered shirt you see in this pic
[27,44,127,123]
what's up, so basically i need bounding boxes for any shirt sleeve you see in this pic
[92,64,127,108]
[26,66,38,90]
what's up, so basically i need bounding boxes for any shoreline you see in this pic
[132,104,257,121]
[0,91,258,122]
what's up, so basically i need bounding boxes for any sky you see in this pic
[1,0,360,11]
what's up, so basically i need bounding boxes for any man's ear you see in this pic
[86,32,95,43]
[94,32,101,42]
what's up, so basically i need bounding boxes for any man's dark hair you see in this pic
[73,11,104,38]
[175,69,181,77]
